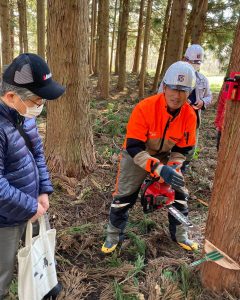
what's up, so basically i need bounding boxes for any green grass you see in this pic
[207,75,224,93]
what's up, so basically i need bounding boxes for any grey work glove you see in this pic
[156,165,184,190]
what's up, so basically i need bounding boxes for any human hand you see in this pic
[31,202,46,222]
[192,100,204,110]
[38,194,49,211]
[159,165,184,189]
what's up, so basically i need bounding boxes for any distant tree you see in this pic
[115,0,123,75]
[152,0,173,91]
[161,0,188,76]
[46,0,95,179]
[89,0,97,74]
[9,0,15,60]
[17,0,28,53]
[191,0,208,44]
[139,0,153,98]
[98,0,109,98]
[0,0,11,65]
[110,0,118,73]
[37,0,45,58]
[117,0,129,91]
[132,0,145,75]
[201,17,240,297]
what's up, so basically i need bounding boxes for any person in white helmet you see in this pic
[101,61,199,254]
[158,45,212,171]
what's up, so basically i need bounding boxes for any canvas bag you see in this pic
[18,216,58,300]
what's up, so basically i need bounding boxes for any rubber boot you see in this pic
[43,282,62,300]
[175,224,198,251]
[101,223,122,254]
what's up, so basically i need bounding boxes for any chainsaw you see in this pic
[140,178,193,228]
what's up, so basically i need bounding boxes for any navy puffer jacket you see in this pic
[0,102,53,227]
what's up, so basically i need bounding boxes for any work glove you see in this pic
[145,157,184,189]
[159,165,184,189]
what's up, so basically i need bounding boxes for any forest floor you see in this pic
[9,74,237,300]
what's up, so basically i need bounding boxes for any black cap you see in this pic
[2,53,65,100]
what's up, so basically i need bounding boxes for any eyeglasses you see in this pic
[29,98,46,108]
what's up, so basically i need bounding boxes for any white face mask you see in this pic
[15,98,44,118]
[22,104,44,118]
[191,63,201,72]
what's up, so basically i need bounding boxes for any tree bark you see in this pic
[0,0,12,65]
[89,0,97,74]
[191,0,208,44]
[117,0,129,91]
[114,0,123,75]
[183,0,199,53]
[98,0,109,98]
[110,0,118,73]
[200,17,240,297]
[132,0,145,74]
[94,1,100,75]
[46,0,95,179]
[139,0,153,98]
[161,0,188,77]
[9,0,15,60]
[152,0,173,91]
[17,0,28,53]
[37,0,45,58]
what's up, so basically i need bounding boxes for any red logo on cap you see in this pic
[43,73,52,80]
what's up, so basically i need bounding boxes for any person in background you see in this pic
[158,44,212,172]
[0,53,65,300]
[102,61,199,255]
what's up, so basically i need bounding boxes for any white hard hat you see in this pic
[163,61,196,92]
[184,44,204,63]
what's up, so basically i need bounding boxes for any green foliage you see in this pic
[105,252,123,268]
[204,0,239,71]
[66,223,95,235]
[127,232,146,257]
[93,101,129,137]
[193,147,200,160]
[9,279,18,296]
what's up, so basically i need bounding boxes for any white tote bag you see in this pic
[18,216,58,300]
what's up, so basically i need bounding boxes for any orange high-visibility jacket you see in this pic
[123,93,197,169]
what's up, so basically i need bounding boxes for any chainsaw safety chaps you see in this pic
[107,150,189,245]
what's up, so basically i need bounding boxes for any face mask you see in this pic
[23,104,44,118]
[15,98,44,118]
[191,63,201,72]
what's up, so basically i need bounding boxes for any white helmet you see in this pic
[163,61,196,92]
[184,44,204,63]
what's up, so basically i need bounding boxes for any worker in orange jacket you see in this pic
[102,61,199,254]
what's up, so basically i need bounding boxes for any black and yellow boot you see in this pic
[175,224,198,251]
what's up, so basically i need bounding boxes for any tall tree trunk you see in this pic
[37,0,45,58]
[114,0,123,75]
[132,0,145,74]
[89,0,97,74]
[161,0,188,76]
[183,0,199,53]
[17,0,28,53]
[46,0,95,179]
[94,1,100,75]
[98,0,109,98]
[9,0,15,60]
[0,0,12,65]
[139,0,153,98]
[110,0,118,73]
[152,0,173,91]
[117,0,129,91]
[200,17,240,297]
[191,0,208,44]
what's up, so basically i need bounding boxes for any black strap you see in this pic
[15,123,34,153]
[7,113,34,154]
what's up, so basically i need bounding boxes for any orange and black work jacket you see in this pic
[123,93,197,169]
